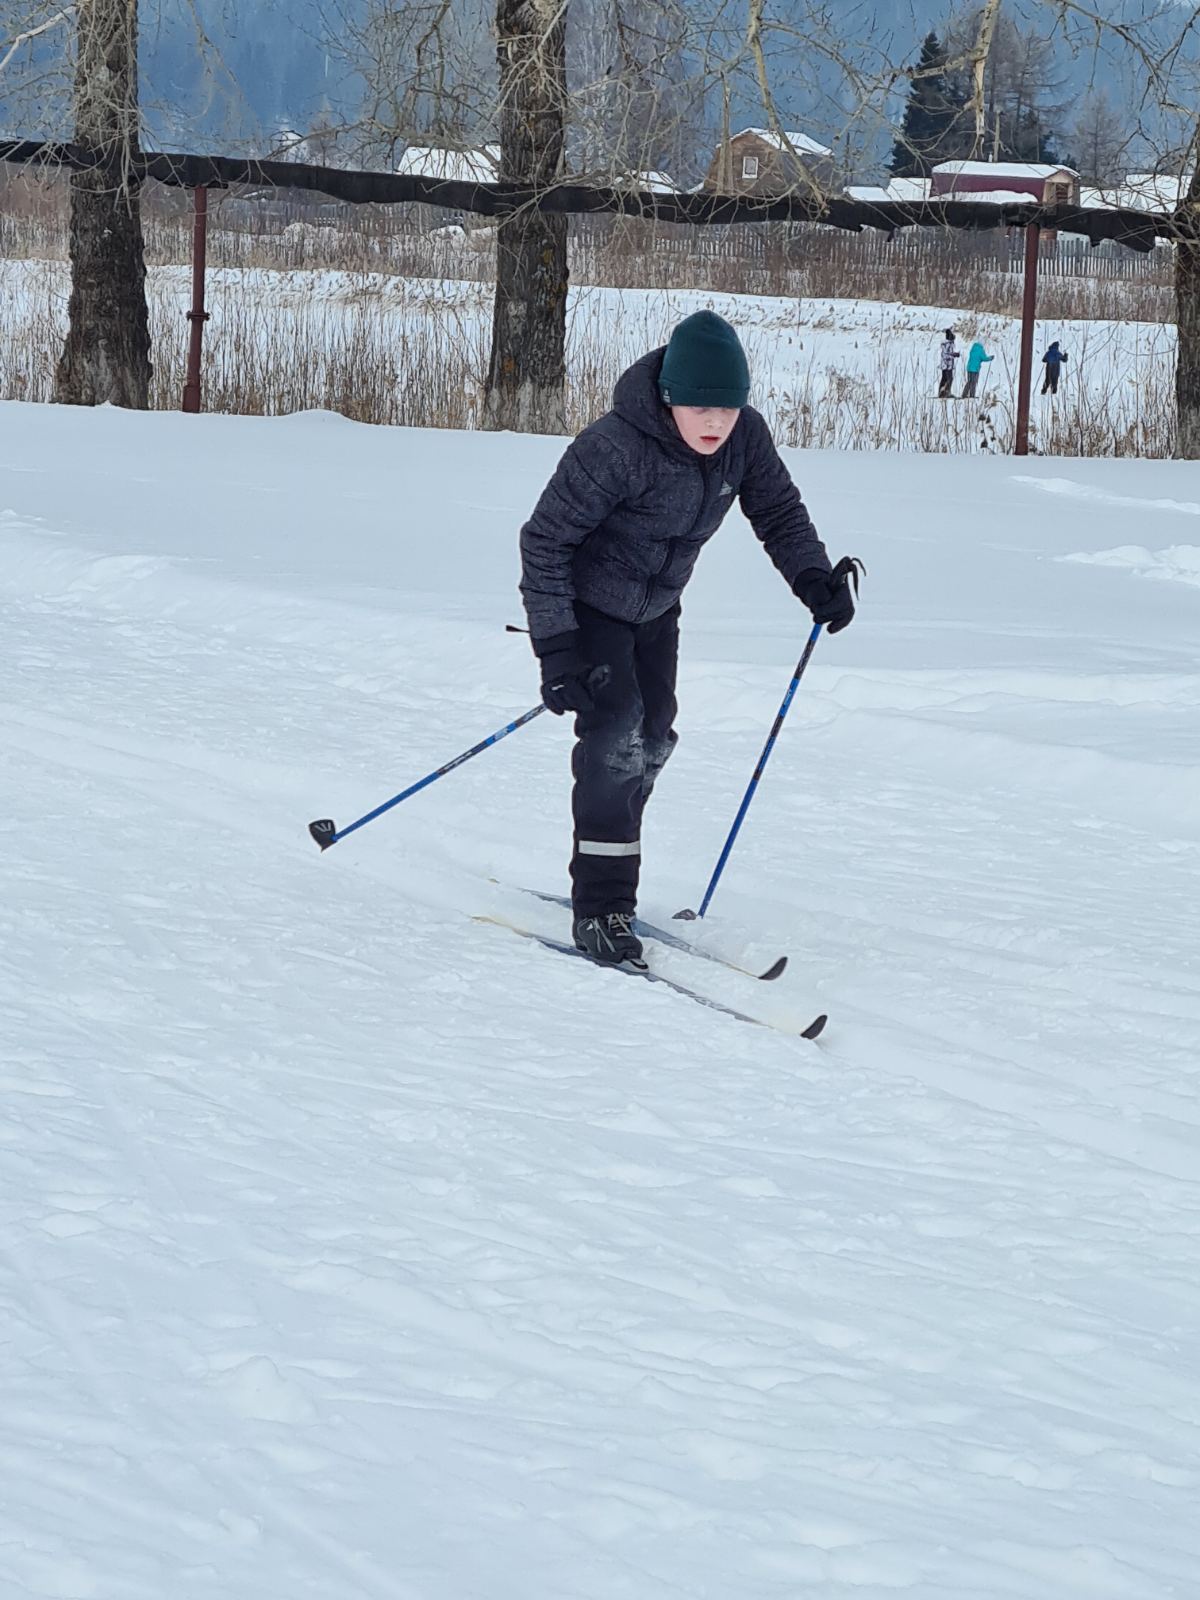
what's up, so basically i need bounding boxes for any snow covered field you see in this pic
[3,399,1199,1597]
[0,258,1175,453]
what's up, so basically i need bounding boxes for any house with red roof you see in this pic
[931,161,1080,206]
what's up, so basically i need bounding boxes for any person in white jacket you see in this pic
[937,329,959,399]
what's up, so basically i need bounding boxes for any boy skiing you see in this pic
[519,310,859,968]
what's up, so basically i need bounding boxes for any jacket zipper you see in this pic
[637,461,711,621]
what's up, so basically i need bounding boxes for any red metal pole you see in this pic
[1014,221,1040,456]
[182,184,210,414]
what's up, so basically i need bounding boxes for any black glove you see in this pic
[792,555,864,636]
[533,631,610,715]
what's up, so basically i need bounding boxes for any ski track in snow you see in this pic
[2,403,1200,1599]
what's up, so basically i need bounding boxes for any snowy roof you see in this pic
[1078,175,1188,213]
[886,176,931,202]
[737,127,832,158]
[1114,173,1190,211]
[270,128,319,162]
[942,188,1058,206]
[933,160,1078,180]
[845,180,1048,207]
[613,169,679,194]
[395,144,501,184]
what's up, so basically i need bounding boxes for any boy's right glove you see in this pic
[792,555,865,635]
[533,632,610,715]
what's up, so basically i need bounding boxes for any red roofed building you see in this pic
[930,161,1080,206]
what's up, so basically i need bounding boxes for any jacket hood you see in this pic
[612,349,681,445]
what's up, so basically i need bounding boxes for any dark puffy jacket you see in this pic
[519,349,831,640]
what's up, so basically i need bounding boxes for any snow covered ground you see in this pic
[3,400,1199,1598]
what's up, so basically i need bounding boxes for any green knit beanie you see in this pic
[658,311,751,408]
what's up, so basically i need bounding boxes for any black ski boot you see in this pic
[573,912,646,970]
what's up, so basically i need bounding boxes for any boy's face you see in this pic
[671,405,740,456]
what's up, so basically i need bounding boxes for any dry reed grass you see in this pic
[0,168,1178,456]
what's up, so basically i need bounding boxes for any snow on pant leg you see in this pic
[938,369,953,398]
[570,605,647,917]
[636,602,680,803]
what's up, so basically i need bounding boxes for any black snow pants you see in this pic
[570,600,679,917]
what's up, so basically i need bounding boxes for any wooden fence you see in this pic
[0,165,1176,318]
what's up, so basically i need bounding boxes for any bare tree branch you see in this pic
[0,5,72,79]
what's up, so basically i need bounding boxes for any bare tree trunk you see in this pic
[1175,151,1200,459]
[54,0,152,409]
[968,0,1003,154]
[1176,219,1200,457]
[484,0,567,434]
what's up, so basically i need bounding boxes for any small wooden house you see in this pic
[704,128,837,197]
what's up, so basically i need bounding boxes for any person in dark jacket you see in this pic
[519,310,859,968]
[1042,341,1067,395]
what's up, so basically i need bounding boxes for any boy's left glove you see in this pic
[792,555,864,635]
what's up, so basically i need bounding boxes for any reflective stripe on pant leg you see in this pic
[570,605,645,916]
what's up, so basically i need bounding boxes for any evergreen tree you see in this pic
[889,32,969,179]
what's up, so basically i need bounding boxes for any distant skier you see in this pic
[1042,340,1068,395]
[937,329,959,399]
[962,340,994,399]
[519,310,860,968]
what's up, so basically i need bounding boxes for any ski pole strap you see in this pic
[309,703,547,850]
[694,623,824,920]
[832,553,866,600]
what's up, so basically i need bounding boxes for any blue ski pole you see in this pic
[309,703,547,850]
[676,624,823,921]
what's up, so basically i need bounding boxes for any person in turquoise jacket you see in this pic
[962,340,994,398]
